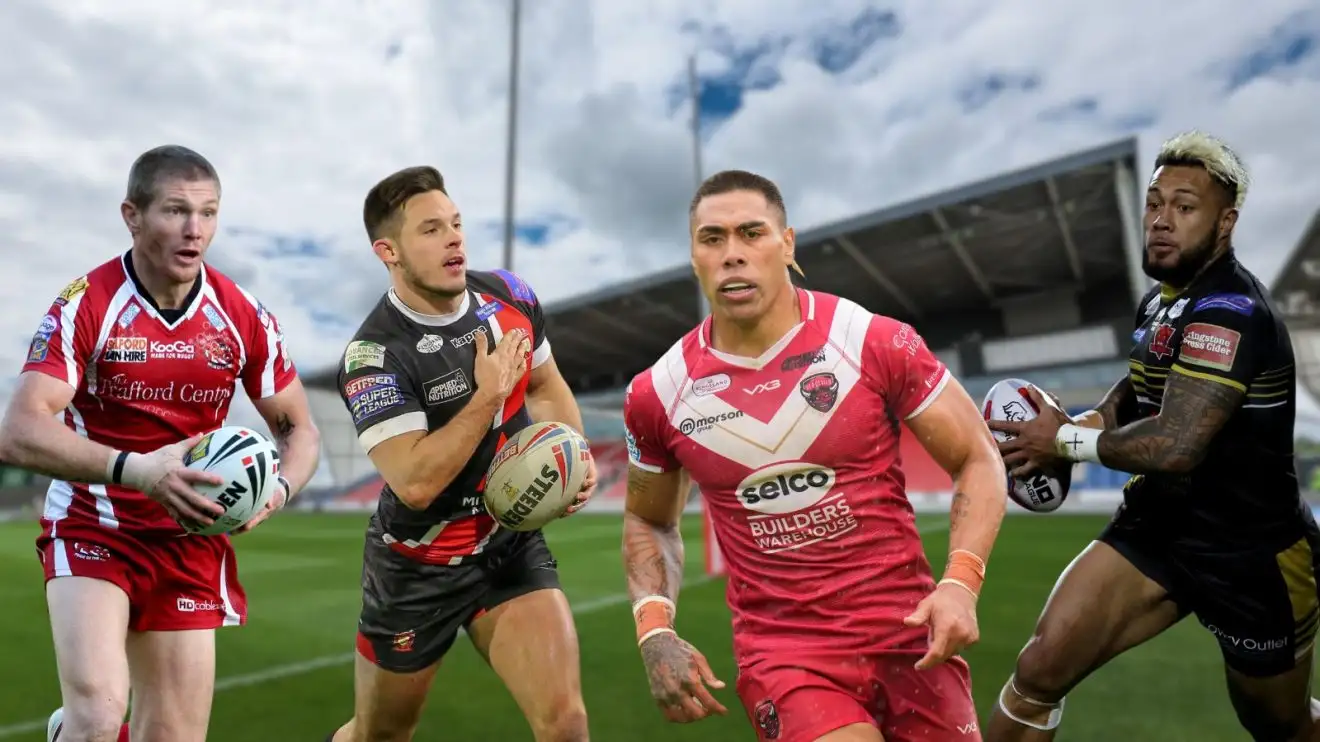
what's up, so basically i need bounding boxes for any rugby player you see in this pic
[328,166,598,742]
[0,145,321,742]
[985,131,1320,742]
[621,170,1008,741]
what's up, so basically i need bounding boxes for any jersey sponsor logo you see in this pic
[754,700,780,740]
[56,275,89,305]
[736,461,836,514]
[1178,322,1240,372]
[150,340,195,360]
[1148,323,1176,360]
[99,374,235,405]
[476,300,503,321]
[1194,292,1255,316]
[202,304,227,331]
[424,368,471,405]
[344,340,386,372]
[891,322,922,357]
[176,597,223,613]
[624,428,641,464]
[344,373,397,397]
[743,379,781,395]
[780,345,826,371]
[276,329,293,371]
[348,374,405,424]
[451,326,488,348]
[1202,622,1288,653]
[494,269,536,303]
[692,373,730,396]
[417,334,446,353]
[256,303,273,329]
[799,372,839,412]
[1143,294,1161,316]
[678,410,743,436]
[38,315,58,336]
[1168,297,1189,319]
[27,314,59,363]
[117,303,141,328]
[1132,328,1147,344]
[104,336,148,363]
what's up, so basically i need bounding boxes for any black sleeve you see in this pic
[1171,292,1262,393]
[491,269,551,368]
[338,339,427,453]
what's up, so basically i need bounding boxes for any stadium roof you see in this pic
[305,137,1145,392]
[1272,207,1320,325]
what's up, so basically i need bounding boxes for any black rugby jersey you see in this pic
[337,270,550,564]
[1123,252,1307,546]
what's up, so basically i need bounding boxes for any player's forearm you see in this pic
[0,409,118,484]
[1074,376,1132,430]
[269,412,320,497]
[622,512,685,603]
[527,374,585,435]
[398,393,503,509]
[945,454,1006,564]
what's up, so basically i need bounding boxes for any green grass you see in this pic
[0,512,1309,740]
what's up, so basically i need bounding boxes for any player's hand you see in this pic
[123,434,226,527]
[562,450,597,517]
[473,328,532,405]
[232,479,289,535]
[986,385,1071,478]
[903,581,980,670]
[639,631,728,723]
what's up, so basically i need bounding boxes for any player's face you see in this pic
[690,190,796,323]
[1142,165,1237,287]
[122,177,219,285]
[383,190,467,298]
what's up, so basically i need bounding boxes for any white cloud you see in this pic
[2,0,1320,433]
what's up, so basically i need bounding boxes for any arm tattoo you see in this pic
[273,413,294,451]
[1094,377,1133,430]
[1096,373,1242,474]
[622,466,684,601]
[948,490,971,537]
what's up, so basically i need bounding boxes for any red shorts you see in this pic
[37,521,246,632]
[736,652,979,742]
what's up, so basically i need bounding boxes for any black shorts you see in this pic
[355,529,561,673]
[1100,507,1320,677]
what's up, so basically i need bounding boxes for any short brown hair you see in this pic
[125,145,220,209]
[363,166,448,241]
[689,170,787,224]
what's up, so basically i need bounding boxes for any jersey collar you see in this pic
[1159,250,1237,302]
[120,250,205,329]
[387,288,471,326]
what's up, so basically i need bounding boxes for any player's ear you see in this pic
[1218,207,1239,243]
[372,238,399,266]
[782,226,798,272]
[121,200,141,237]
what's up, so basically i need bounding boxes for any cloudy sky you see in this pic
[3,0,1319,434]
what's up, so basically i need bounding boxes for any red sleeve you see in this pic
[235,289,298,400]
[623,371,679,473]
[21,275,99,390]
[865,316,950,420]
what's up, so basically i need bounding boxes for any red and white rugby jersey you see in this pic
[21,251,298,536]
[624,289,949,662]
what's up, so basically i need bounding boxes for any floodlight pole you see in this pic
[689,54,710,318]
[501,0,522,272]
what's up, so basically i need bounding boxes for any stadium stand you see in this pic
[1268,206,1320,497]
[299,136,1152,527]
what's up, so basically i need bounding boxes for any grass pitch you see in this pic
[0,511,1307,741]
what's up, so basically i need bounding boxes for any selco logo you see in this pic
[735,461,836,515]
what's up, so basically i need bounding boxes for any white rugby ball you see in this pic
[180,426,281,535]
[484,421,591,532]
[982,379,1072,513]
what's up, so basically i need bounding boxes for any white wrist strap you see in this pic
[1054,424,1101,463]
[631,595,675,620]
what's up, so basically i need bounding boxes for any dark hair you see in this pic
[363,166,448,241]
[125,145,220,209]
[689,170,787,224]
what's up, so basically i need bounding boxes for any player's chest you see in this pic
[90,303,240,406]
[408,310,534,416]
[1130,295,1197,371]
[668,347,884,484]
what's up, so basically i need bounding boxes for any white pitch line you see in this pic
[0,518,955,739]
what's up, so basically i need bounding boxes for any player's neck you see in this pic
[127,247,194,309]
[710,290,801,358]
[391,279,466,317]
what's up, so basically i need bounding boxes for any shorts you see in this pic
[355,528,561,673]
[36,521,245,631]
[735,650,979,742]
[1101,509,1320,677]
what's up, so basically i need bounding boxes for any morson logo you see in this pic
[735,461,836,515]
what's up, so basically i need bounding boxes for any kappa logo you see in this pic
[451,326,488,348]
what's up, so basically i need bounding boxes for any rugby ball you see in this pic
[484,421,591,532]
[982,379,1072,513]
[180,426,281,535]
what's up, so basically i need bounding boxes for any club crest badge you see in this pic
[799,372,839,413]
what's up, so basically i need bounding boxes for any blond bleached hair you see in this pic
[1154,130,1250,209]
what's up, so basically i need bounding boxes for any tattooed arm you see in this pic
[622,466,688,605]
[906,375,1007,566]
[251,378,322,502]
[1093,371,1242,474]
[1073,376,1135,431]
